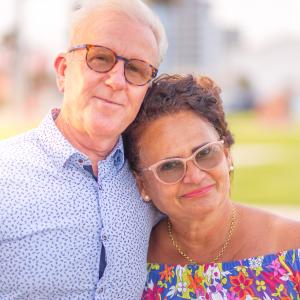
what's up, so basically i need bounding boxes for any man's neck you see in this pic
[55,114,119,175]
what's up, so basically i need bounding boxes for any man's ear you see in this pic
[54,53,67,93]
[134,172,151,202]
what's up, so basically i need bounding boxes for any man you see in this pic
[0,0,167,299]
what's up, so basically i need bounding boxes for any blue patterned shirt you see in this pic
[0,109,157,299]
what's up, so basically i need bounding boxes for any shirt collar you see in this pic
[36,108,125,172]
[36,109,80,169]
[104,135,125,172]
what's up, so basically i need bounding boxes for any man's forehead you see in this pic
[71,10,159,65]
[72,10,140,43]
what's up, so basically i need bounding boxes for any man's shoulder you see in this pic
[0,128,37,146]
[0,129,41,162]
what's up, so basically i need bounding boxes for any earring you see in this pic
[229,166,234,172]
[143,195,151,202]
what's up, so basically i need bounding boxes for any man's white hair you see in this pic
[69,0,168,64]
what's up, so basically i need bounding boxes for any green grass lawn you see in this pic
[1,112,300,206]
[228,112,300,206]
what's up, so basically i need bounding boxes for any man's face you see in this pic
[55,12,159,138]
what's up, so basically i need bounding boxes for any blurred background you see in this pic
[1,0,300,218]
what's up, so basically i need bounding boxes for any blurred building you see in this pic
[218,36,300,120]
[148,0,300,120]
[1,0,300,122]
[147,0,240,75]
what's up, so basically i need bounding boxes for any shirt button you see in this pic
[78,159,83,164]
[102,235,108,241]
[98,287,104,294]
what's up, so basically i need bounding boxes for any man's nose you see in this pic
[104,60,127,90]
[182,160,206,184]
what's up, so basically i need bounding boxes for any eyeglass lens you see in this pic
[86,46,154,85]
[155,142,223,184]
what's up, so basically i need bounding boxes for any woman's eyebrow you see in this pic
[191,142,209,153]
[163,142,210,160]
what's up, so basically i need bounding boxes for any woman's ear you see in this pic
[224,147,233,172]
[54,53,67,93]
[134,172,151,202]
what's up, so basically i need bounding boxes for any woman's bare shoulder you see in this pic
[237,203,300,249]
[272,214,300,248]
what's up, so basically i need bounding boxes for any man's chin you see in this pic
[86,120,123,139]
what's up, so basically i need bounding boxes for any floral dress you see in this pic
[142,249,300,299]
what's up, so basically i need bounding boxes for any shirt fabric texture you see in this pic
[0,109,157,300]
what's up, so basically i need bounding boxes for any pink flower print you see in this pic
[269,258,287,277]
[226,291,240,300]
[142,284,164,300]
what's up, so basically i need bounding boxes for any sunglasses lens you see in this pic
[87,46,116,72]
[156,160,184,184]
[195,143,223,170]
[125,59,153,86]
[86,46,154,86]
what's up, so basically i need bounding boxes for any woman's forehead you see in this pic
[138,111,219,162]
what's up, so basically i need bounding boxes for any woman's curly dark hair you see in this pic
[123,74,234,173]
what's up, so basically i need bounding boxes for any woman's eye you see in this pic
[196,146,212,159]
[159,161,181,172]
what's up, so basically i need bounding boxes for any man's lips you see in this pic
[96,97,122,106]
[181,184,215,198]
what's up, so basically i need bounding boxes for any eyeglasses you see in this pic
[142,140,225,184]
[68,44,158,86]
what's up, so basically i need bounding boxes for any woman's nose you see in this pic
[182,160,206,184]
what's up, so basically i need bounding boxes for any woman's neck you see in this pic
[166,201,236,264]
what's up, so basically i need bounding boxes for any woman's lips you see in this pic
[182,184,215,198]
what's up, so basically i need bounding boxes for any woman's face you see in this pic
[135,110,232,221]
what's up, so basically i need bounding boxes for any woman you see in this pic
[123,74,300,299]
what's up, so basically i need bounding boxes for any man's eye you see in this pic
[127,63,143,75]
[94,55,110,62]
